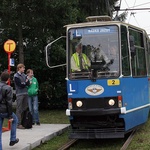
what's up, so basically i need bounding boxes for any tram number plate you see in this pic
[107,79,120,86]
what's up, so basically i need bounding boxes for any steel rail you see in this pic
[58,139,78,150]
[120,129,137,150]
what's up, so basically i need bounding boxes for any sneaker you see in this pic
[36,122,40,125]
[32,122,35,125]
[17,125,25,129]
[9,138,19,146]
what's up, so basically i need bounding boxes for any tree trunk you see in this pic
[17,0,24,64]
[18,20,24,64]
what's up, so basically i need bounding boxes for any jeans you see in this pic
[28,95,39,123]
[0,113,18,150]
[16,94,28,125]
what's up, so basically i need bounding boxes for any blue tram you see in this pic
[46,16,150,139]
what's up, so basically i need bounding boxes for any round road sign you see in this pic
[4,40,16,53]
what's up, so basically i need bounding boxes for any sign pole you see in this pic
[3,40,16,131]
[3,40,16,85]
[8,53,11,85]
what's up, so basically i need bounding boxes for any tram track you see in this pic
[58,129,136,150]
[120,129,137,150]
[58,139,78,150]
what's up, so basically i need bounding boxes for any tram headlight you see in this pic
[108,99,115,106]
[76,101,83,107]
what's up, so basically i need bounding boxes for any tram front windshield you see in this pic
[68,25,119,79]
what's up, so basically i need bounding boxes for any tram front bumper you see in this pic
[66,107,126,116]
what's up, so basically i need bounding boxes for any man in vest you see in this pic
[71,43,91,72]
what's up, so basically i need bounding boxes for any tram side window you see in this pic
[129,29,146,76]
[121,26,130,76]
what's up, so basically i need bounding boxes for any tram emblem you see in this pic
[85,84,104,96]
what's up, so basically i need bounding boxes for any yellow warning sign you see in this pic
[4,40,16,53]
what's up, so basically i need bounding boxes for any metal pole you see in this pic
[8,53,11,85]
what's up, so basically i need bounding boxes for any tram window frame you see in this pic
[68,25,120,80]
[147,39,150,76]
[129,28,147,77]
[121,25,131,76]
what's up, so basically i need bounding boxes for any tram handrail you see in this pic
[45,36,66,69]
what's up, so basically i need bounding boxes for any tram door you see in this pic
[129,28,146,76]
[121,25,147,77]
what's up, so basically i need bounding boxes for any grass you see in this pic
[34,131,69,150]
[12,109,150,150]
[39,109,69,124]
[3,109,69,126]
[33,109,69,150]
[127,117,150,150]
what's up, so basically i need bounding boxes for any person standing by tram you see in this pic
[14,63,30,129]
[0,72,19,149]
[71,42,91,72]
[26,69,40,125]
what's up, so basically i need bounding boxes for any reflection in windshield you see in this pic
[69,25,119,80]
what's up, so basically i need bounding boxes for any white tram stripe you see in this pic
[122,104,150,114]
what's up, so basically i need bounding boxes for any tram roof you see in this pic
[64,20,147,34]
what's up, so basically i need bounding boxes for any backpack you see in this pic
[0,85,5,103]
[21,109,33,129]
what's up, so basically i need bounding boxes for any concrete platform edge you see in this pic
[29,125,70,150]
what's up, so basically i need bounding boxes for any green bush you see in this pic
[39,81,67,109]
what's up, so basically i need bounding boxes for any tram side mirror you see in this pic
[44,46,51,63]
[129,35,136,57]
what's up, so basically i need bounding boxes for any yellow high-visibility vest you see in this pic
[72,53,88,70]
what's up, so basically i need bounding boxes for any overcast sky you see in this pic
[117,0,150,35]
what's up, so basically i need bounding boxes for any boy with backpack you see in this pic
[0,72,19,149]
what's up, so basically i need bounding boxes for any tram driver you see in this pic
[71,42,91,72]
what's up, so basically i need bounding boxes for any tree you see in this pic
[77,0,119,22]
[0,0,120,109]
